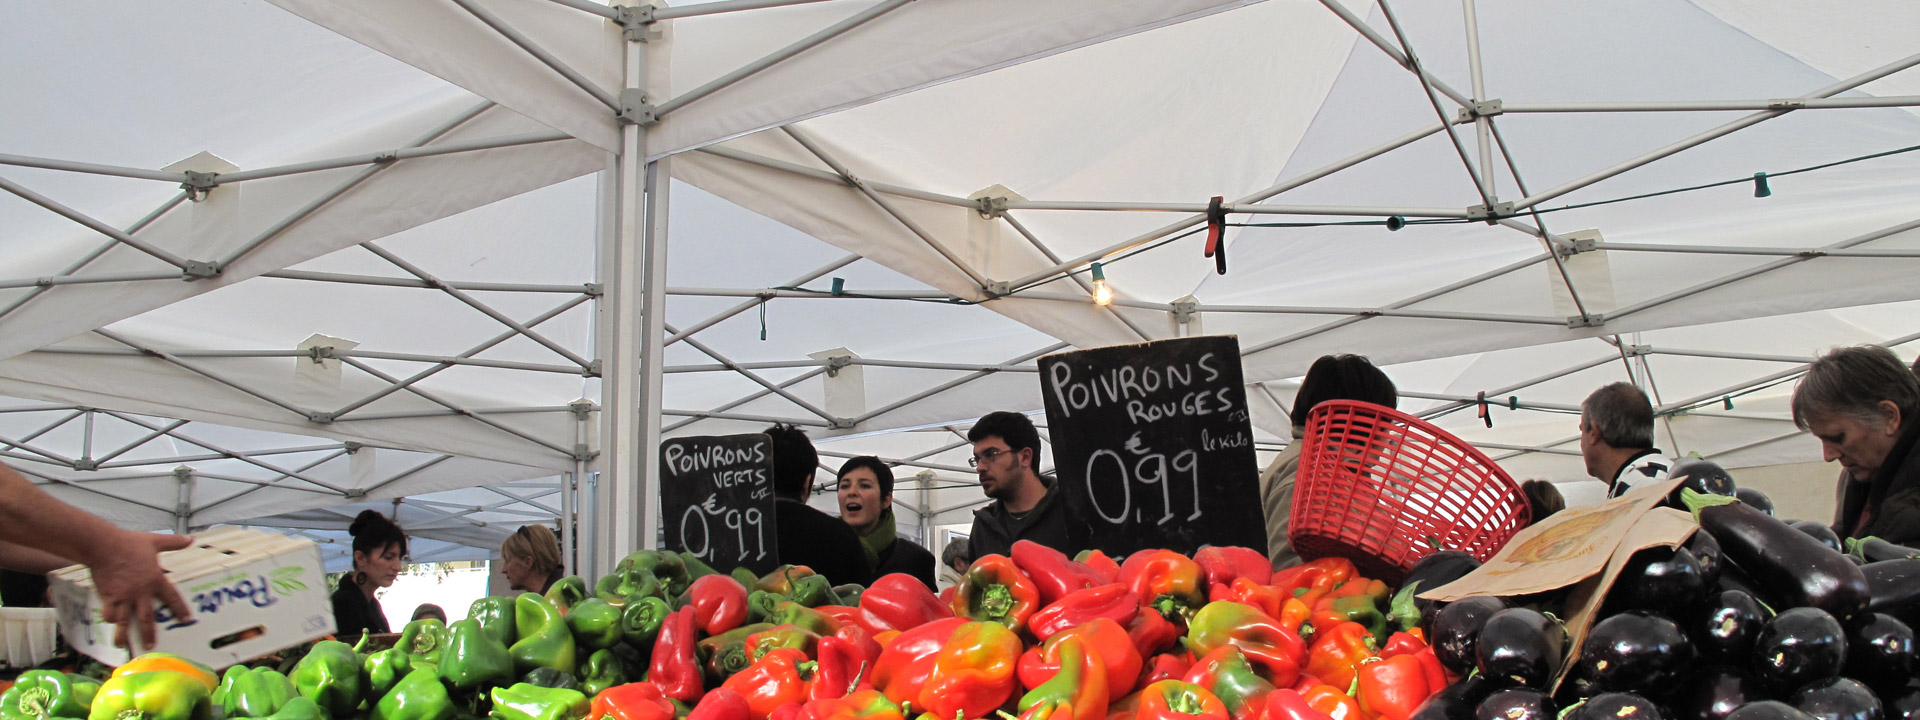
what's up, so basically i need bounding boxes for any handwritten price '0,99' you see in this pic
[1085,446,1201,526]
[679,503,768,563]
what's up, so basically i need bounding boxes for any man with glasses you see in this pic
[966,411,1073,559]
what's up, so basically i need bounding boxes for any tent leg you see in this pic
[560,471,575,577]
[637,157,670,553]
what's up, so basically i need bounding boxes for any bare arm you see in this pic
[0,540,74,573]
[0,463,194,647]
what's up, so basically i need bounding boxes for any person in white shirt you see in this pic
[1579,382,1671,498]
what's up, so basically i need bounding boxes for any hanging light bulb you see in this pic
[1091,262,1113,306]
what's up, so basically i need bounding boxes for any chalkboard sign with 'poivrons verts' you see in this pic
[1039,335,1266,556]
[660,434,780,576]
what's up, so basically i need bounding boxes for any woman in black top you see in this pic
[500,524,565,594]
[330,510,406,637]
[836,456,937,589]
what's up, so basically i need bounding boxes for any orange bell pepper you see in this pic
[951,555,1042,632]
[1301,684,1360,720]
[1185,602,1306,686]
[589,682,676,720]
[1119,551,1207,620]
[1355,656,1432,720]
[721,648,814,720]
[1137,681,1228,720]
[914,621,1023,720]
[795,690,903,720]
[870,617,966,707]
[1301,621,1374,691]
[1270,559,1354,610]
[114,653,219,692]
[1017,634,1108,720]
[1018,617,1143,702]
[1075,550,1122,584]
[1211,577,1286,619]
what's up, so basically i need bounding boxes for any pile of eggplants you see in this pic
[1408,460,1920,720]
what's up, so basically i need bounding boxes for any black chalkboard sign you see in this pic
[660,434,780,576]
[1039,336,1266,557]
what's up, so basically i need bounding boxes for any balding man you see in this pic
[1579,382,1671,498]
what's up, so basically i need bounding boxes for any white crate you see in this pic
[0,607,59,668]
[49,527,337,669]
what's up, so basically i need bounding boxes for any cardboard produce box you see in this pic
[50,527,336,668]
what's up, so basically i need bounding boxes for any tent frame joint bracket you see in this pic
[1567,313,1608,328]
[307,411,336,424]
[985,281,1012,298]
[824,355,854,377]
[975,196,1008,218]
[613,4,657,40]
[344,489,367,500]
[829,418,856,430]
[344,442,364,454]
[584,283,604,297]
[1466,202,1513,225]
[571,445,598,462]
[585,359,602,378]
[1454,99,1504,123]
[569,400,596,419]
[1556,235,1598,258]
[181,261,221,280]
[1172,300,1200,325]
[72,459,98,472]
[180,171,220,201]
[617,89,659,126]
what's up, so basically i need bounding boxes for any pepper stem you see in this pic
[116,711,147,720]
[1168,688,1205,715]
[18,687,51,717]
[981,584,1015,620]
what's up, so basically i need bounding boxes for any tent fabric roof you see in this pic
[4,0,1919,549]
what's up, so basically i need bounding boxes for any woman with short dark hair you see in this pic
[331,509,407,637]
[1792,345,1920,543]
[836,456,937,589]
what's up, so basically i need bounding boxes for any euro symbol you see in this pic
[1123,432,1150,456]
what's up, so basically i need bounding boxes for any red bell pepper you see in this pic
[1301,621,1374,691]
[589,682,676,720]
[651,606,705,702]
[1127,603,1183,658]
[722,648,814,720]
[797,690,903,720]
[1017,617,1143,702]
[1300,685,1359,720]
[951,554,1042,631]
[1108,692,1142,720]
[1021,701,1076,720]
[915,621,1023,720]
[1194,547,1272,592]
[691,575,751,636]
[1018,634,1109,720]
[1031,584,1140,640]
[859,574,951,633]
[1186,602,1306,687]
[770,704,802,720]
[816,606,869,635]
[1137,681,1229,720]
[1075,550,1122,584]
[1013,540,1110,606]
[1119,551,1208,620]
[1211,578,1286,620]
[1182,647,1275,720]
[1376,634,1446,694]
[1143,652,1195,686]
[690,688,753,720]
[1355,656,1431,720]
[1269,559,1354,610]
[870,617,967,706]
[1265,690,1334,720]
[812,636,868,700]
[771,602,843,636]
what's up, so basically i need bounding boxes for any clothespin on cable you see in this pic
[1204,196,1228,275]
[1477,391,1492,428]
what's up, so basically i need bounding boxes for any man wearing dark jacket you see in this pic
[765,424,874,586]
[965,411,1073,559]
[1791,346,1920,545]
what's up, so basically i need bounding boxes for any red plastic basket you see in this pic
[1288,400,1530,584]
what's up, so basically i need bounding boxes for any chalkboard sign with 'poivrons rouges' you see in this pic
[1039,335,1266,557]
[660,434,780,576]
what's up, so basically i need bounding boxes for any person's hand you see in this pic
[88,530,195,650]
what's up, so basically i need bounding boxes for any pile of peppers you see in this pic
[8,546,1456,720]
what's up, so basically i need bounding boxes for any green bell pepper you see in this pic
[469,597,518,646]
[509,592,576,676]
[291,639,365,719]
[678,553,718,585]
[397,619,450,669]
[619,596,670,649]
[487,684,587,720]
[623,552,689,597]
[696,622,773,686]
[745,591,782,624]
[213,668,293,719]
[543,577,588,613]
[830,584,864,607]
[363,649,415,706]
[768,602,837,636]
[3,670,95,720]
[87,670,211,720]
[786,574,840,608]
[563,599,623,651]
[516,670,575,693]
[441,619,515,693]
[259,698,321,720]
[369,669,452,720]
[577,650,627,698]
[729,568,759,590]
[592,569,659,609]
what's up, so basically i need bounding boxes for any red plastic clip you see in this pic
[1204,196,1228,275]
[1477,391,1492,428]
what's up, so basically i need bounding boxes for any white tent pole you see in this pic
[1006,121,1452,290]
[637,157,671,553]
[31,347,588,376]
[330,296,592,418]
[0,192,187,320]
[1317,0,1474,108]
[668,287,952,299]
[1462,0,1492,204]
[1047,294,1568,326]
[361,241,595,369]
[342,406,582,421]
[358,455,457,497]
[561,471,576,577]
[1415,353,1623,419]
[0,175,195,270]
[653,0,840,20]
[1605,217,1920,323]
[653,0,915,117]
[1592,243,1920,259]
[1485,121,1596,323]
[1374,0,1493,208]
[997,212,1152,341]
[572,401,592,580]
[852,342,1070,424]
[338,357,582,457]
[0,154,184,182]
[0,272,184,290]
[599,24,650,569]
[667,254,861,346]
[662,368,830,433]
[91,419,190,467]
[695,146,974,207]
[664,410,831,427]
[452,0,620,110]
[1501,97,1920,113]
[998,201,1470,217]
[782,126,992,290]
[217,131,567,184]
[663,322,841,424]
[265,269,591,294]
[92,328,314,419]
[542,0,622,20]
[1241,252,1552,355]
[1511,51,1920,211]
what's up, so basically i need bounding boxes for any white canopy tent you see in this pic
[4,0,1919,573]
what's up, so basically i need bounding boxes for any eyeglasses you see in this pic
[968,448,1012,468]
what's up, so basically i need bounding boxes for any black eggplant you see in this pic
[1848,537,1920,563]
[1862,559,1920,627]
[1888,686,1920,720]
[1693,589,1773,664]
[1842,612,1915,692]
[1665,458,1738,508]
[1606,546,1708,615]
[1402,550,1483,627]
[1564,693,1664,720]
[1753,607,1849,690]
[1413,673,1501,720]
[1669,666,1768,720]
[1735,487,1776,515]
[1572,611,1692,694]
[1791,677,1884,720]
[1476,688,1554,720]
[1728,702,1819,720]
[1433,595,1510,675]
[1476,607,1566,688]
[1790,520,1846,554]
[1685,490,1870,621]
[1689,530,1725,588]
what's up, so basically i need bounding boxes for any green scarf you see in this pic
[856,508,896,569]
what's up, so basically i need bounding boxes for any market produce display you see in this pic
[6,496,1919,720]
